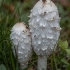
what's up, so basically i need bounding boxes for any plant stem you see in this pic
[53,52,58,70]
[51,55,53,70]
[37,56,47,70]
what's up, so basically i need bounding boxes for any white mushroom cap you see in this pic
[29,0,61,56]
[10,22,32,69]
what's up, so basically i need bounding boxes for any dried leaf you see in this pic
[3,3,18,17]
[28,66,33,70]
[3,3,14,13]
[60,0,70,6]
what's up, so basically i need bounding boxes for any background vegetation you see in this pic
[0,0,70,70]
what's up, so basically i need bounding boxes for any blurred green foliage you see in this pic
[0,0,70,70]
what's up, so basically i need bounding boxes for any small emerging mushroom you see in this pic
[10,22,32,69]
[29,0,61,70]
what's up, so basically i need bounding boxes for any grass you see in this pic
[0,0,70,70]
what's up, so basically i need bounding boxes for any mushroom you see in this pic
[10,22,32,69]
[29,0,61,70]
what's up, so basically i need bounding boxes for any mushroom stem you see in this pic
[20,64,27,70]
[38,56,47,70]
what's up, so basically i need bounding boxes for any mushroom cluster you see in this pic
[29,0,61,70]
[10,0,61,70]
[10,22,32,69]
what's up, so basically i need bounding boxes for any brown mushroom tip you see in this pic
[42,0,46,3]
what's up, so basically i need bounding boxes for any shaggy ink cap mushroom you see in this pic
[29,0,61,56]
[29,0,61,70]
[10,22,32,69]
